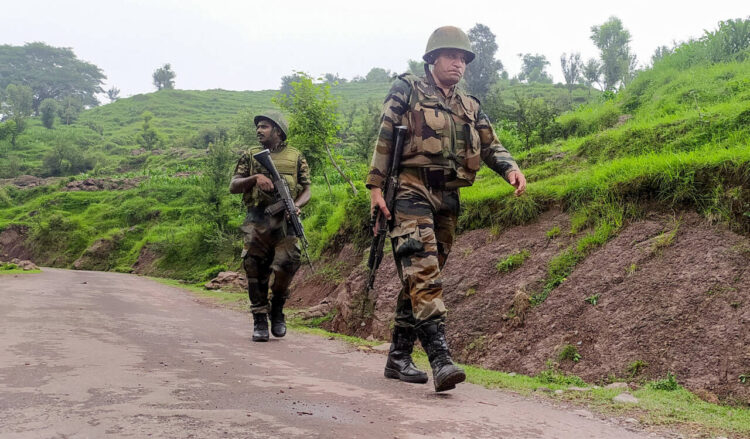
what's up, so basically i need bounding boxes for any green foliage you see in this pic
[407,59,425,75]
[511,93,558,148]
[657,18,750,70]
[3,84,33,133]
[649,372,680,391]
[137,111,161,150]
[560,52,583,95]
[532,205,622,305]
[201,138,235,231]
[346,100,380,160]
[39,98,58,129]
[590,16,636,90]
[106,87,120,103]
[518,53,552,83]
[364,67,393,83]
[558,344,582,363]
[152,63,176,90]
[584,293,600,305]
[42,132,95,176]
[496,249,530,273]
[0,42,105,109]
[275,72,339,172]
[58,95,83,125]
[536,361,587,386]
[627,360,649,378]
[546,226,561,239]
[465,23,504,99]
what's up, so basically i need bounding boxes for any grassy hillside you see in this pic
[0,20,748,287]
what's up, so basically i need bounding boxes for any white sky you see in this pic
[2,0,748,98]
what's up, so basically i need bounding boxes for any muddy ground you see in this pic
[291,210,750,404]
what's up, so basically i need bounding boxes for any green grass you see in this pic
[495,249,531,273]
[0,268,41,274]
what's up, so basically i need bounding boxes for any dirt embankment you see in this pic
[291,209,750,404]
[0,225,33,261]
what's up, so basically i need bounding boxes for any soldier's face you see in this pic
[256,120,280,145]
[432,49,466,87]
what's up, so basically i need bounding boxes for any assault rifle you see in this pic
[252,149,314,272]
[366,125,407,292]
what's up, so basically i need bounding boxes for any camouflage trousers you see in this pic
[241,208,301,314]
[390,168,459,328]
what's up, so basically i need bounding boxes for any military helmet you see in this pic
[423,26,475,64]
[254,111,289,140]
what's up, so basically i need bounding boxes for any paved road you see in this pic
[0,269,660,438]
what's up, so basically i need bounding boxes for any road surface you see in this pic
[0,269,662,438]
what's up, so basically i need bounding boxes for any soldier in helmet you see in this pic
[367,26,526,392]
[230,111,311,342]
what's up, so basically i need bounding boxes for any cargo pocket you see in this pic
[390,219,424,259]
[415,103,446,155]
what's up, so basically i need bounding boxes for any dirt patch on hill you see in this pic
[0,225,33,261]
[73,236,121,271]
[290,209,750,403]
[63,177,143,191]
[131,246,160,275]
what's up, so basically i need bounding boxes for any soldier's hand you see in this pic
[255,174,275,192]
[370,188,391,234]
[508,171,526,196]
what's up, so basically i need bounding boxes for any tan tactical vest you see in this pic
[399,73,482,188]
[243,144,301,207]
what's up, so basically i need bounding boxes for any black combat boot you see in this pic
[384,326,428,384]
[252,313,269,342]
[416,321,466,392]
[270,297,287,338]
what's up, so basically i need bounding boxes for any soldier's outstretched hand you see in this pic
[508,170,527,196]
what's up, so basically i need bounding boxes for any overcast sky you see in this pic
[2,0,747,98]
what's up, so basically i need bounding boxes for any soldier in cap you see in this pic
[367,26,526,391]
[230,111,312,342]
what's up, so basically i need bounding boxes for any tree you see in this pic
[202,138,235,231]
[58,95,83,125]
[560,52,583,97]
[511,93,557,149]
[465,23,504,99]
[106,86,120,102]
[279,72,304,97]
[137,111,161,150]
[152,64,176,90]
[42,132,94,176]
[349,101,381,161]
[365,67,392,82]
[2,84,33,133]
[590,17,636,90]
[0,42,105,111]
[517,53,552,83]
[582,58,603,93]
[323,73,346,84]
[39,98,58,129]
[407,59,425,76]
[0,120,17,147]
[275,72,358,195]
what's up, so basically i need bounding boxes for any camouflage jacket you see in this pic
[365,73,520,190]
[232,142,311,209]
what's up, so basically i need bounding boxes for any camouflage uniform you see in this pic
[233,142,311,314]
[366,73,520,328]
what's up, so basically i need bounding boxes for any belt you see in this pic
[402,167,454,191]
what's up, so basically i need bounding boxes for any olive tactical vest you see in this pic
[243,144,301,207]
[398,73,482,188]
